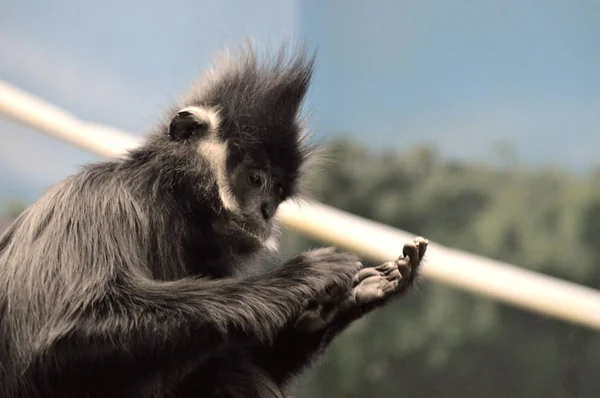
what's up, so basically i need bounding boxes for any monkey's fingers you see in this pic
[352,267,381,287]
[399,236,428,281]
[414,236,429,263]
[396,242,417,282]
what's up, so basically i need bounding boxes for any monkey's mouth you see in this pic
[229,217,269,243]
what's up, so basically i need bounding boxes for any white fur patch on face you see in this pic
[180,105,236,211]
[179,106,221,135]
[197,139,239,211]
[263,234,280,252]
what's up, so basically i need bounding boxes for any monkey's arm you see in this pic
[46,249,360,369]
[248,237,428,387]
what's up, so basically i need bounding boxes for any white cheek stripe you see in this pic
[180,105,236,211]
[197,139,239,211]
[263,234,279,252]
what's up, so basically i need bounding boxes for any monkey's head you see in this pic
[164,46,315,252]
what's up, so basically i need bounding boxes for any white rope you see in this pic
[0,81,141,158]
[2,79,600,330]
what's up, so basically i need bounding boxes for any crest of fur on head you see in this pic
[166,44,320,212]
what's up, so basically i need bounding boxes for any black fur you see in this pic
[0,45,425,398]
[0,45,359,398]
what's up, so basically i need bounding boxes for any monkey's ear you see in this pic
[168,109,209,140]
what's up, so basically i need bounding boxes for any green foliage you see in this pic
[1,198,27,218]
[285,139,600,397]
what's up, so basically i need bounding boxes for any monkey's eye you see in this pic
[247,172,263,187]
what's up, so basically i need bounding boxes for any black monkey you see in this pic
[0,46,427,398]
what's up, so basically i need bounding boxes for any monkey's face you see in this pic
[217,121,306,252]
[221,147,296,249]
[221,165,280,245]
[165,48,314,252]
[167,106,305,251]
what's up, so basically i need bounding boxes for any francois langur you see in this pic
[0,45,428,398]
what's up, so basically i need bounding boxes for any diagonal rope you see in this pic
[2,79,600,330]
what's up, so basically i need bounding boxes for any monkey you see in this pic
[0,45,427,398]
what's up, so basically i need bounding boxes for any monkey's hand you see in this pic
[352,236,427,307]
[285,247,362,303]
[295,237,428,333]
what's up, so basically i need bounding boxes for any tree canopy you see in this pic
[282,139,600,398]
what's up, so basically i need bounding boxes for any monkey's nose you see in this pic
[260,202,273,221]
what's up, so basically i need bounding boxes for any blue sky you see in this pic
[0,0,599,203]
[301,0,600,162]
[0,0,300,200]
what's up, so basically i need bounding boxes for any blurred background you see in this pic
[1,0,600,396]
